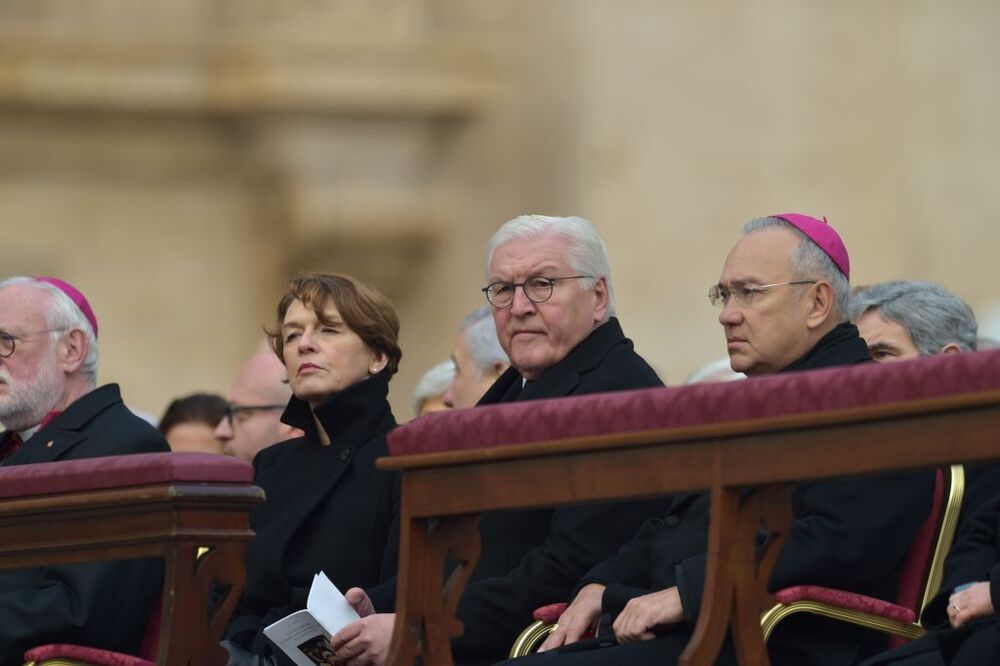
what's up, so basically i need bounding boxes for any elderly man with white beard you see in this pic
[0,276,168,663]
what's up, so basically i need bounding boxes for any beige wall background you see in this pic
[1,1,997,421]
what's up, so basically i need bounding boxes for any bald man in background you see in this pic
[215,344,303,463]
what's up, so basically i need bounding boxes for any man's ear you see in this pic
[939,343,962,355]
[805,281,835,331]
[592,276,609,323]
[58,329,88,374]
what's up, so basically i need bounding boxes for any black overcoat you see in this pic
[505,323,935,666]
[437,317,675,664]
[225,374,399,662]
[0,384,168,663]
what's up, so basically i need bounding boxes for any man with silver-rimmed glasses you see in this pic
[330,214,671,666]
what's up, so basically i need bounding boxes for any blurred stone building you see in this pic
[2,1,998,420]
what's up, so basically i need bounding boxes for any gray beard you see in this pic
[0,370,61,432]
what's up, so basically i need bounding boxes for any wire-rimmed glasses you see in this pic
[708,281,817,309]
[482,275,593,309]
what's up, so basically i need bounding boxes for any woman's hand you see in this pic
[947,582,994,628]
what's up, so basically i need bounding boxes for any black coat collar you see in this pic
[280,374,395,448]
[479,317,627,404]
[781,321,872,374]
[2,384,124,465]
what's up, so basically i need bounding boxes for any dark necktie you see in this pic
[517,379,535,401]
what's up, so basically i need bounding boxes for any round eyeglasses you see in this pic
[708,280,817,309]
[0,329,68,358]
[482,275,593,309]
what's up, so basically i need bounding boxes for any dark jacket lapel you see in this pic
[478,318,629,405]
[477,367,524,405]
[9,384,123,465]
[520,318,627,401]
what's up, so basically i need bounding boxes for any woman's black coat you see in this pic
[225,374,400,660]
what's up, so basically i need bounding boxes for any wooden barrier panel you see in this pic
[0,453,264,666]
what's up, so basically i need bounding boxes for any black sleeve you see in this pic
[580,516,663,591]
[451,497,670,662]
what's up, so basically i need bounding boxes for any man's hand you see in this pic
[539,583,606,652]
[947,582,994,628]
[344,587,376,618]
[329,613,395,666]
[612,586,684,643]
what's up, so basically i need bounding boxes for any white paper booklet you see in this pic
[262,572,361,666]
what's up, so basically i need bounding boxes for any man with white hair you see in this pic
[0,276,168,662]
[331,215,671,665]
[214,344,303,462]
[442,306,510,409]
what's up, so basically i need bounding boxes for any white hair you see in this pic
[742,217,851,322]
[0,276,99,386]
[485,215,616,319]
[459,307,510,378]
[411,359,456,415]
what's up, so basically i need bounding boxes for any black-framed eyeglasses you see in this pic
[482,275,593,309]
[224,403,286,428]
[708,280,817,309]
[0,328,69,359]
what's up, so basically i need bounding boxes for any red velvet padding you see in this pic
[895,468,945,614]
[773,585,916,625]
[533,602,569,623]
[23,644,154,666]
[0,452,253,499]
[389,349,1000,457]
[136,592,162,660]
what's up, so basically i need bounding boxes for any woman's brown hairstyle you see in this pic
[267,272,401,379]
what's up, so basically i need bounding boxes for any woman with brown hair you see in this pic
[224,272,401,665]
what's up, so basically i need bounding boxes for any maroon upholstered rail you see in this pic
[389,349,1000,457]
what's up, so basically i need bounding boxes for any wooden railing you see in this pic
[378,357,1000,665]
